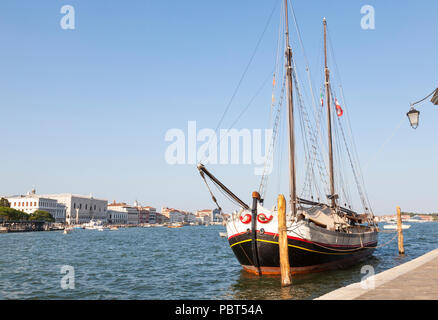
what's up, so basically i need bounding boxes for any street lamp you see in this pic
[407,88,438,129]
[407,108,420,129]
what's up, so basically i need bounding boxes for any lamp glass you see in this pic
[407,108,420,129]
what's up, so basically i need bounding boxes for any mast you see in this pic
[284,0,297,217]
[323,18,336,209]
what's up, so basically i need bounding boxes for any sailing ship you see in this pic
[198,0,379,276]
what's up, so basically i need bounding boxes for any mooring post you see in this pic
[251,192,262,276]
[396,206,405,255]
[278,194,291,287]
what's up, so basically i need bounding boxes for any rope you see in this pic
[200,1,279,164]
[259,75,287,198]
[199,171,222,212]
[325,25,375,218]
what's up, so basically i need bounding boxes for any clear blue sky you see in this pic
[1,0,437,215]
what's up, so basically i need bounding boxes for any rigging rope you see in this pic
[325,25,375,219]
[200,1,279,165]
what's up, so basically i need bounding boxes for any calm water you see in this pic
[1,223,438,300]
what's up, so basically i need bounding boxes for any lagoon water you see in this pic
[1,223,438,300]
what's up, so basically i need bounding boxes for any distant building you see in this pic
[155,212,168,224]
[212,208,222,222]
[161,207,186,223]
[108,202,138,225]
[196,209,221,224]
[196,209,212,218]
[168,210,184,224]
[184,212,197,224]
[161,207,173,219]
[6,194,66,223]
[107,209,128,225]
[140,206,157,224]
[42,193,108,225]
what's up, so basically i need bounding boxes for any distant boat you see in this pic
[219,232,228,238]
[383,224,411,230]
[63,228,73,234]
[168,223,183,228]
[83,219,105,230]
[405,218,428,223]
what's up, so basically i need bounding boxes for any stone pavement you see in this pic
[315,248,438,300]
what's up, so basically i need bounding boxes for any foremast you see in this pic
[284,0,297,218]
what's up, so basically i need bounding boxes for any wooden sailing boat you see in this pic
[198,1,379,275]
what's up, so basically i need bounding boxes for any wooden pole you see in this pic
[323,18,336,210]
[396,206,405,255]
[278,194,291,287]
[284,0,297,218]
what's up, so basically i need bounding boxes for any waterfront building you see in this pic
[137,206,157,224]
[212,208,222,222]
[168,210,184,224]
[42,193,108,225]
[184,212,197,224]
[108,202,138,225]
[107,209,128,225]
[196,209,212,217]
[161,207,173,219]
[6,194,66,223]
[155,212,168,224]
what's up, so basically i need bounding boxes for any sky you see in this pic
[0,0,437,215]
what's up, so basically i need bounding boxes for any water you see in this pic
[1,223,437,300]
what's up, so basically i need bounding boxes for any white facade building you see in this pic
[184,212,197,224]
[6,195,66,223]
[42,194,108,225]
[107,209,128,225]
[169,210,184,224]
[108,202,138,225]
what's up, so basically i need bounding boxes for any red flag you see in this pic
[335,98,343,117]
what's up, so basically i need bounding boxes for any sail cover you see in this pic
[300,206,347,231]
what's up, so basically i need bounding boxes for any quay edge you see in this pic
[315,248,438,300]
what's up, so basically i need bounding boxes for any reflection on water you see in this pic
[0,223,437,300]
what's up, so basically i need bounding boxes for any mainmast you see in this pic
[323,18,336,210]
[284,0,297,217]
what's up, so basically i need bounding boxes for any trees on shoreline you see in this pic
[0,206,55,222]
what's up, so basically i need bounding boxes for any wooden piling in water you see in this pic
[278,194,291,287]
[397,206,405,255]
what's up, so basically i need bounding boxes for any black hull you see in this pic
[229,231,377,275]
